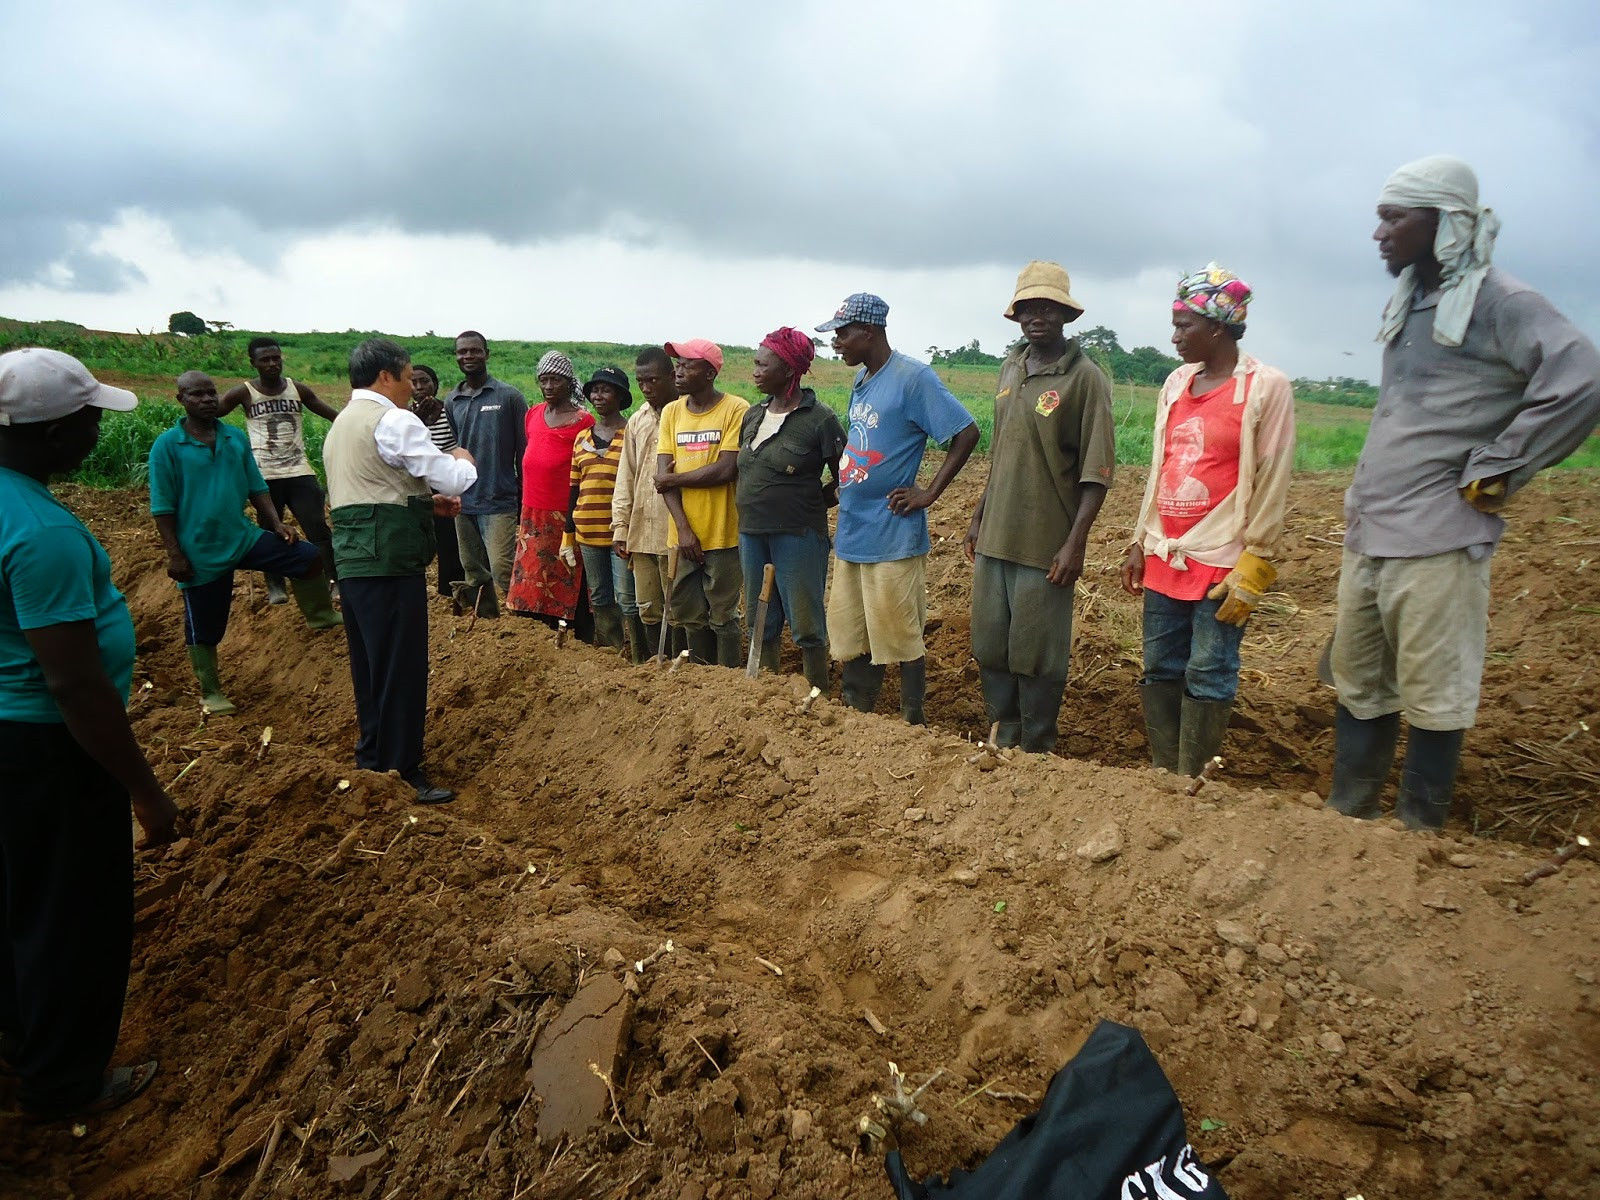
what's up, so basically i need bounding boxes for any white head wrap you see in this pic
[1376,155,1500,348]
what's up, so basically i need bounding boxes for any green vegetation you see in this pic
[4,316,1596,488]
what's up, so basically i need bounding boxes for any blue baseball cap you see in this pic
[816,293,889,333]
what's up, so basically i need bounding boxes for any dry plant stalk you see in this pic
[587,1062,648,1146]
[1186,756,1225,796]
[1516,835,1592,886]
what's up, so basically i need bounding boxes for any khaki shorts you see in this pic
[630,552,671,623]
[827,555,927,665]
[1331,548,1491,730]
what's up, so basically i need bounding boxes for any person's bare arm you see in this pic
[153,513,193,582]
[655,449,738,490]
[1047,482,1108,588]
[249,491,294,542]
[655,453,703,562]
[294,380,341,422]
[218,383,249,417]
[888,422,980,514]
[24,621,178,847]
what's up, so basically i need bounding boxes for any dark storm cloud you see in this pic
[2,0,1597,351]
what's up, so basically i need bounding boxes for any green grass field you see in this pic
[4,318,1596,487]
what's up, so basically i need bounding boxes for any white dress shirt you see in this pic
[351,388,479,498]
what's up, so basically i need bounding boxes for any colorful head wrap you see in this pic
[1174,263,1252,330]
[536,350,579,395]
[1376,155,1499,348]
[759,327,815,398]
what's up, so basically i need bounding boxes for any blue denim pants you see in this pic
[738,528,830,649]
[579,543,634,616]
[1142,589,1247,702]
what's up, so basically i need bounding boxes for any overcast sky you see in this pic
[2,1,1596,381]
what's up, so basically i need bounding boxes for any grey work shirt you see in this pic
[1345,267,1600,559]
[445,376,528,516]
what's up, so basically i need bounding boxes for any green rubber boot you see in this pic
[187,644,238,715]
[290,577,342,631]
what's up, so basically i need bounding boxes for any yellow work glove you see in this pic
[1206,551,1277,626]
[559,531,578,569]
[1461,476,1508,513]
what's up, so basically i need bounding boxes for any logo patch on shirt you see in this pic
[676,428,723,454]
[1034,389,1061,416]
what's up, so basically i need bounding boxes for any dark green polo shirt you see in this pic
[735,388,847,536]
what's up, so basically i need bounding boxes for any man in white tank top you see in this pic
[220,337,342,601]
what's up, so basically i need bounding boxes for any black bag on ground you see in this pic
[885,1020,1228,1199]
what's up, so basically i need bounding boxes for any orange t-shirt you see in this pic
[1144,376,1248,601]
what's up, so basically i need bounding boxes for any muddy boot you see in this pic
[1395,727,1465,832]
[454,581,500,618]
[1326,706,1401,819]
[627,615,651,664]
[1018,673,1066,753]
[265,575,288,606]
[593,603,625,651]
[687,628,717,665]
[840,655,884,713]
[187,645,237,716]
[1139,680,1183,771]
[1177,694,1232,776]
[979,667,1021,748]
[713,623,743,668]
[758,639,782,674]
[899,657,927,725]
[290,577,343,631]
[800,645,831,692]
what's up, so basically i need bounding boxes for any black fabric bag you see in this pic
[886,1021,1228,1199]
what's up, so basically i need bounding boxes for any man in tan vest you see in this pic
[323,338,476,804]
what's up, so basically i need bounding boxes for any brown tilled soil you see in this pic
[2,469,1598,1200]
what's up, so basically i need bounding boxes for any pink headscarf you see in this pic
[760,326,814,399]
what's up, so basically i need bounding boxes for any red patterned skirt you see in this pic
[507,507,583,620]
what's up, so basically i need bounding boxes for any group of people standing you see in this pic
[0,151,1596,1125]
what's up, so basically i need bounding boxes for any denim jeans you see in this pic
[579,543,633,614]
[1142,589,1247,702]
[738,528,830,649]
[455,510,518,597]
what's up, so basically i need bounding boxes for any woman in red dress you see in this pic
[507,351,594,625]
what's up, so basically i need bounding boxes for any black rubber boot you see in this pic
[979,668,1021,748]
[1326,706,1401,819]
[1396,727,1465,832]
[627,615,650,664]
[1018,674,1066,753]
[593,603,626,651]
[713,623,743,668]
[758,639,782,674]
[840,655,885,713]
[800,646,831,692]
[265,576,288,606]
[687,628,717,665]
[1139,680,1183,771]
[899,657,927,725]
[1177,695,1232,776]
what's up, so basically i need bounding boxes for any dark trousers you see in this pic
[0,721,133,1116]
[181,530,322,646]
[434,516,464,598]
[260,474,335,582]
[340,575,429,780]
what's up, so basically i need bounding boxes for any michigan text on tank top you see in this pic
[243,378,313,479]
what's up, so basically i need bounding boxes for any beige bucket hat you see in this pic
[1003,260,1084,320]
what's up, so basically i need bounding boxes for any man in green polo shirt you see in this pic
[148,371,339,715]
[963,262,1115,752]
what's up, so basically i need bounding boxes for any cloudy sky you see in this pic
[2,1,1596,381]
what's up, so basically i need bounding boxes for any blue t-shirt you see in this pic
[0,468,136,723]
[148,419,269,589]
[834,352,976,563]
[445,377,528,516]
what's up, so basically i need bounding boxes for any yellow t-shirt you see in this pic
[656,393,749,551]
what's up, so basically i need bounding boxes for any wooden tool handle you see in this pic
[667,546,680,579]
[759,563,776,602]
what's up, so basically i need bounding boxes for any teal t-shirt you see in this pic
[147,419,269,588]
[0,468,136,723]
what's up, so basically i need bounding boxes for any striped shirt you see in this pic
[427,411,457,452]
[570,426,623,546]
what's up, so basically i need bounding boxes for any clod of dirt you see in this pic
[526,974,635,1143]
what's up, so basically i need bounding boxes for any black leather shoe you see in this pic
[407,775,455,805]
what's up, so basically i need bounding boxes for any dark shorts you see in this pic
[182,530,320,645]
